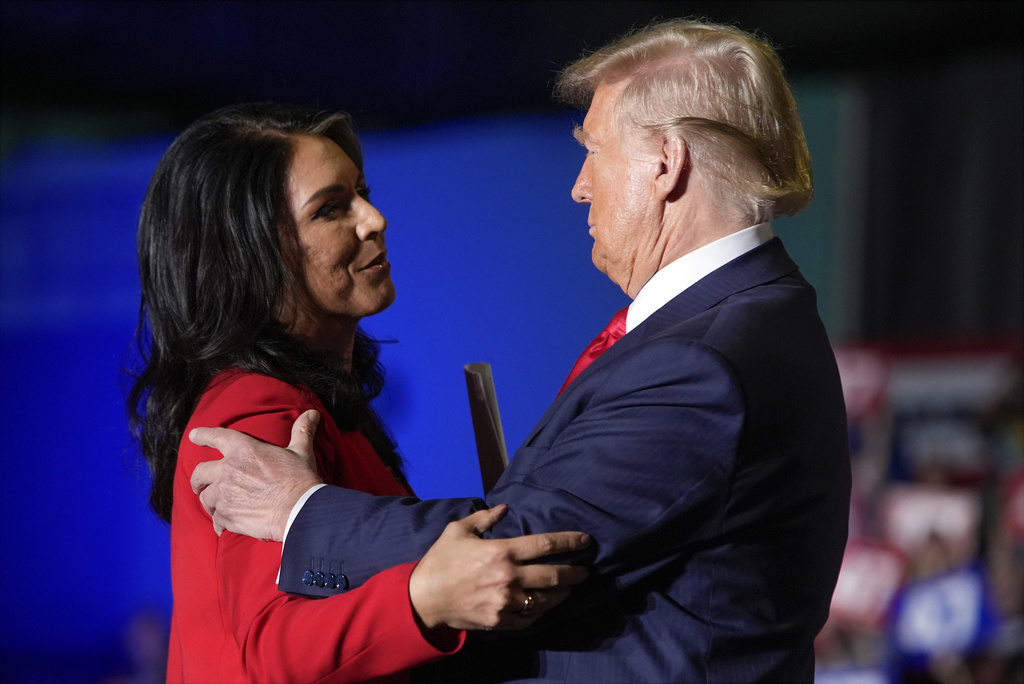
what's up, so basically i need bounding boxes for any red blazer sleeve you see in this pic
[169,371,462,683]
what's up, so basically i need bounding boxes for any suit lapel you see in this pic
[643,236,798,336]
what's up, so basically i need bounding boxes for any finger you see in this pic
[200,486,226,536]
[197,483,217,518]
[287,410,320,460]
[188,425,234,449]
[518,563,590,589]
[190,460,222,495]
[494,588,573,630]
[506,530,591,562]
[533,587,572,613]
[508,587,571,615]
[459,504,509,536]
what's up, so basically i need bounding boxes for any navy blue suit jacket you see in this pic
[281,238,851,683]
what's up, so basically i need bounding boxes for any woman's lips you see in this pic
[361,252,389,270]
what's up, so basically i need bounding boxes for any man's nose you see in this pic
[571,164,590,204]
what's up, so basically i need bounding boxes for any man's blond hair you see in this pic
[556,18,813,223]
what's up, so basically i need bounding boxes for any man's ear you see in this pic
[655,135,687,201]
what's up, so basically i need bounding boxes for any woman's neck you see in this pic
[289,312,358,370]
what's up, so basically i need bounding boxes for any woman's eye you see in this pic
[314,199,343,219]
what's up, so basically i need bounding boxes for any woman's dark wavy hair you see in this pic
[127,101,405,523]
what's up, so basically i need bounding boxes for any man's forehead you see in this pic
[574,106,606,145]
[577,79,630,143]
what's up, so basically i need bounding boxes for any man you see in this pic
[191,19,850,682]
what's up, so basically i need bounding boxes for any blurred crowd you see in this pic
[817,344,1024,684]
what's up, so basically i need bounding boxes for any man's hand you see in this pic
[409,504,591,631]
[189,409,323,541]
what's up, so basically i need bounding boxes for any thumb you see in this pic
[288,410,320,461]
[189,426,230,449]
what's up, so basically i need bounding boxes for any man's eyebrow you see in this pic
[572,125,589,146]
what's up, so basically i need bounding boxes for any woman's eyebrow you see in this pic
[302,183,347,209]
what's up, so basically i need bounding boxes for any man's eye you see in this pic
[357,185,371,199]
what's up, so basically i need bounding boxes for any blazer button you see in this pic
[313,572,325,588]
[335,574,349,590]
[302,570,313,586]
[326,573,336,589]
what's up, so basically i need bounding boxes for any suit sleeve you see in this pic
[179,375,464,682]
[281,488,485,595]
[487,338,745,589]
[281,339,744,596]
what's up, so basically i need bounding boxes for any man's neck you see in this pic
[658,183,752,273]
[626,222,774,332]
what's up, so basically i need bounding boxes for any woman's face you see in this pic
[284,134,395,344]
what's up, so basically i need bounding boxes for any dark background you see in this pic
[2,0,1022,135]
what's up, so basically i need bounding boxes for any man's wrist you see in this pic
[277,483,326,585]
[282,483,328,544]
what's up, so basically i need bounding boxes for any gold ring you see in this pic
[521,591,536,614]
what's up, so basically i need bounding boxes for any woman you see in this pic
[127,102,587,682]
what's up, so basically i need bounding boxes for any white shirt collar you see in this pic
[626,222,774,332]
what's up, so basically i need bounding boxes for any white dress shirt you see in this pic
[626,222,774,332]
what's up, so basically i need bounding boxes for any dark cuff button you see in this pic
[313,571,325,588]
[336,574,349,590]
[302,570,314,586]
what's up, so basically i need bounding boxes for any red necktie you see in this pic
[558,307,628,395]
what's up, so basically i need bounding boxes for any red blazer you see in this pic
[167,370,462,683]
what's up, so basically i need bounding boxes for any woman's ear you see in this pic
[655,135,687,201]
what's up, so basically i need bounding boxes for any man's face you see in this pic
[571,80,663,297]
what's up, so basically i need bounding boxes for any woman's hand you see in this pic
[408,504,590,632]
